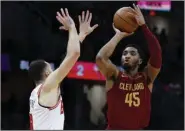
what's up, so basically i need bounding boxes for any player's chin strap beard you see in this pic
[123,64,132,72]
[123,63,139,74]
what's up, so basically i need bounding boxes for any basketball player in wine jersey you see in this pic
[96,4,162,129]
[28,8,98,130]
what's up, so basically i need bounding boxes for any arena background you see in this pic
[1,1,184,130]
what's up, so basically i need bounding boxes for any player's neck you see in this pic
[125,67,138,77]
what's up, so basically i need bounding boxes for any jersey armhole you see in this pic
[37,84,61,110]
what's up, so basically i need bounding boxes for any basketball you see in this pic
[113,7,138,33]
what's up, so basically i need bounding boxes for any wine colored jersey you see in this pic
[29,84,65,130]
[107,71,151,130]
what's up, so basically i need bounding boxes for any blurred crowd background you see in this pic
[1,1,184,130]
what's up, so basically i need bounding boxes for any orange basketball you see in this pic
[113,7,138,33]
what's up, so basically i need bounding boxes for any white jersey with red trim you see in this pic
[29,84,65,130]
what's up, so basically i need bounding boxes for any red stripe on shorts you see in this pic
[29,114,33,130]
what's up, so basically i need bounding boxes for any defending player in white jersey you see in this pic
[28,8,98,130]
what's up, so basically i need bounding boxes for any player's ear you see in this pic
[139,58,142,65]
[45,71,50,77]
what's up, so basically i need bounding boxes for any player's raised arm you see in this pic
[96,24,133,80]
[78,10,98,43]
[40,8,80,99]
[38,9,99,107]
[133,4,162,83]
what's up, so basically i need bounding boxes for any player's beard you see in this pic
[123,60,139,72]
[123,63,132,72]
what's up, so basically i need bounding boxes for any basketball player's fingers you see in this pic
[112,23,116,30]
[82,11,85,22]
[65,8,69,17]
[133,3,139,13]
[133,3,136,10]
[56,13,64,23]
[88,13,92,23]
[135,4,141,14]
[60,8,66,17]
[136,5,142,14]
[92,24,99,30]
[112,23,119,32]
[85,10,89,22]
[56,15,63,23]
[127,12,139,22]
[59,26,67,30]
[57,12,63,19]
[78,15,82,24]
[135,16,140,23]
[129,7,138,15]
[112,23,115,28]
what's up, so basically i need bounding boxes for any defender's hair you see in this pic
[28,60,47,83]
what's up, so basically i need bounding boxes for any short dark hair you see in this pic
[124,44,147,71]
[28,60,47,83]
[124,44,144,59]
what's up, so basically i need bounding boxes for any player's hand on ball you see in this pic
[56,8,75,31]
[113,23,134,37]
[133,4,146,26]
[78,10,99,40]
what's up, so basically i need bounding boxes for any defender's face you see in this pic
[121,47,141,68]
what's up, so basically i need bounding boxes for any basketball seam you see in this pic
[116,13,137,30]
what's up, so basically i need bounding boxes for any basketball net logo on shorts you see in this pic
[119,82,144,107]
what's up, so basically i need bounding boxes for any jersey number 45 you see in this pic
[125,92,140,107]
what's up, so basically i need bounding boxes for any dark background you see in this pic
[1,1,184,130]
